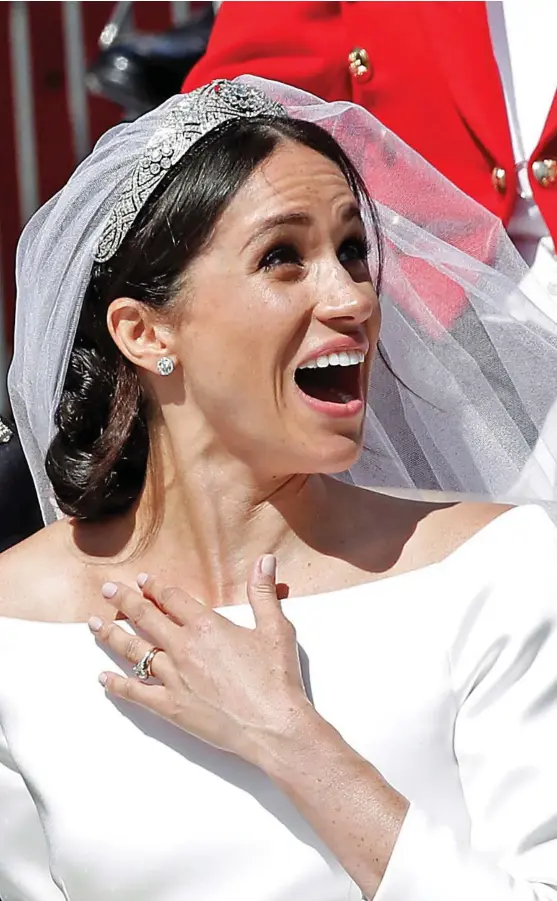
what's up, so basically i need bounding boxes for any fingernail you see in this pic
[88,616,103,633]
[101,582,118,599]
[260,554,276,578]
[136,572,149,588]
[98,672,108,687]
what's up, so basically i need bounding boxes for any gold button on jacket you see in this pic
[491,166,507,195]
[532,159,557,188]
[348,47,372,83]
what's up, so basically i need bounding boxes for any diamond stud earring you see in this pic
[156,357,175,377]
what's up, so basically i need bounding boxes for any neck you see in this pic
[104,435,342,607]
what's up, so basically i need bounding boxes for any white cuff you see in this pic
[373,804,539,901]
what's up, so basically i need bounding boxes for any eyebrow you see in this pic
[242,202,362,251]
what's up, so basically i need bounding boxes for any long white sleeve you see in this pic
[375,507,557,901]
[0,726,65,901]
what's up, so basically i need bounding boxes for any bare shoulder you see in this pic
[0,521,88,621]
[353,489,515,573]
[330,481,515,574]
[413,500,514,565]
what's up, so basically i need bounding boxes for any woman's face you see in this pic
[172,140,381,477]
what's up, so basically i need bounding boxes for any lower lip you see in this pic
[295,384,364,419]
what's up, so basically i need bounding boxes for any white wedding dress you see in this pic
[1,505,557,901]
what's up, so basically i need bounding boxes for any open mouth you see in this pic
[294,351,364,406]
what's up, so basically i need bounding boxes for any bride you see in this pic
[1,78,557,901]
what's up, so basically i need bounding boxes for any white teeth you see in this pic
[298,350,365,370]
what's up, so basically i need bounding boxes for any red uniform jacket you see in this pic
[183,1,557,250]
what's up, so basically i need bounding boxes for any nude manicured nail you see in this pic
[98,673,108,687]
[101,582,118,599]
[260,554,276,578]
[88,616,103,633]
[136,573,149,588]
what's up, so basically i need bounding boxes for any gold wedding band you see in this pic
[132,647,162,682]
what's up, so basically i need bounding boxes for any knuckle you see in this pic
[125,636,143,661]
[192,611,213,638]
[254,583,276,598]
[282,616,296,637]
[132,601,148,626]
[268,615,295,641]
[122,678,138,701]
[160,585,181,607]
[98,621,114,641]
[165,693,183,721]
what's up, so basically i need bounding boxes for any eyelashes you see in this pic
[259,244,300,270]
[339,235,371,265]
[258,235,371,272]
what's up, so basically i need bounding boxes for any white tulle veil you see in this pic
[9,76,557,524]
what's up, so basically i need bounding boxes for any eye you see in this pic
[259,243,302,271]
[338,236,370,265]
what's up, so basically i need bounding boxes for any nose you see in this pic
[313,275,377,327]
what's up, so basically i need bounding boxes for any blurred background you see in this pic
[0,0,213,413]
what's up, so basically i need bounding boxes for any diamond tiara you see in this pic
[94,80,286,264]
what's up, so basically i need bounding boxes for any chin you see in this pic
[303,433,363,476]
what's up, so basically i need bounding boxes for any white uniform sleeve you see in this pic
[0,725,65,901]
[375,508,557,901]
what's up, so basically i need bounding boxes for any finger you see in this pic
[88,617,175,684]
[247,555,284,626]
[137,574,203,626]
[99,672,173,715]
[101,582,178,647]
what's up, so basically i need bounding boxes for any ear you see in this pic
[107,298,177,375]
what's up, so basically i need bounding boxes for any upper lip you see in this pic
[295,337,369,369]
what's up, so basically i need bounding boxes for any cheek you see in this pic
[180,284,293,394]
[192,280,297,352]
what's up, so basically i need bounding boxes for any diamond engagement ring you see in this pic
[132,647,162,682]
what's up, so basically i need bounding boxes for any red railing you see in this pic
[0,1,185,403]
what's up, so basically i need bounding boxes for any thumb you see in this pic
[247,554,282,624]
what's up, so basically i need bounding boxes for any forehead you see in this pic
[218,141,357,234]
